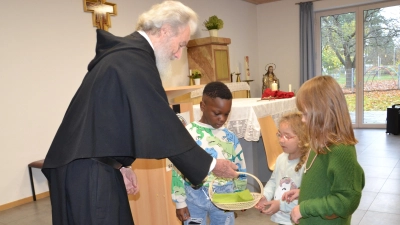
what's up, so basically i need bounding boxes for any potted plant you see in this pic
[203,15,224,37]
[189,69,202,85]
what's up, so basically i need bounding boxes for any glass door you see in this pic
[317,9,357,124]
[360,4,400,126]
[316,1,400,128]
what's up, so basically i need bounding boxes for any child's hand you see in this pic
[176,207,190,222]
[261,200,280,215]
[290,205,302,224]
[282,189,300,203]
[254,196,268,211]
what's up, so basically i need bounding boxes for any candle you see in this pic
[271,81,278,91]
[236,66,239,74]
[289,84,292,92]
[245,56,250,80]
[189,69,192,75]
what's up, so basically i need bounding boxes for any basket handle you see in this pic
[208,172,264,200]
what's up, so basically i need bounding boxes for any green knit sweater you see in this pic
[298,144,365,225]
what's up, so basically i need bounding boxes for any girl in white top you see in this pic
[255,112,309,225]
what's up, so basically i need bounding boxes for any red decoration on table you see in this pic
[261,88,295,100]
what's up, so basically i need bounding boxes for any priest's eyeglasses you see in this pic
[276,131,296,141]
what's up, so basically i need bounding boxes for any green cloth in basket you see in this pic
[212,189,254,203]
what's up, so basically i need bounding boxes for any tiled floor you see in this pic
[1,129,399,225]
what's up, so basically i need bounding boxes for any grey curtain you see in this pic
[299,2,316,85]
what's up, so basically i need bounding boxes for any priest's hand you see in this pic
[212,159,238,179]
[120,167,139,195]
[176,207,190,221]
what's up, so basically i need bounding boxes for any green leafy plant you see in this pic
[190,69,202,79]
[203,15,224,30]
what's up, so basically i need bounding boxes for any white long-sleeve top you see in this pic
[263,153,304,225]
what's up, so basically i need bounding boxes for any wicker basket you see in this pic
[208,172,264,211]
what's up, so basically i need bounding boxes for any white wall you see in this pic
[0,0,258,206]
[166,0,259,89]
[0,0,388,206]
[256,0,301,96]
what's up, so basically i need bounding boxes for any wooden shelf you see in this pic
[187,37,231,84]
[187,36,231,47]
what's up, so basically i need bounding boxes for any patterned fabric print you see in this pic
[171,121,247,209]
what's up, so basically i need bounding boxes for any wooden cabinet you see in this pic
[187,37,231,84]
[129,87,198,225]
[129,158,179,225]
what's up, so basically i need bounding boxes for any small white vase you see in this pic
[194,78,201,85]
[209,29,218,37]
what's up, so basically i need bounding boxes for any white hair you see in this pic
[136,1,198,35]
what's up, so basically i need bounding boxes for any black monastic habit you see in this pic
[42,30,212,225]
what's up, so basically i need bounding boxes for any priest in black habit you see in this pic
[42,1,239,225]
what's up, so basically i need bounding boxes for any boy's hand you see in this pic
[212,159,238,178]
[176,207,190,221]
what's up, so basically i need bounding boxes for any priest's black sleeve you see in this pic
[168,145,213,185]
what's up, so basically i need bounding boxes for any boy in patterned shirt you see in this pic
[171,81,247,225]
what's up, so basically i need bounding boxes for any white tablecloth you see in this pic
[193,98,298,141]
[190,82,250,98]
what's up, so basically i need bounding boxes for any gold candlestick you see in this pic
[235,73,241,82]
[188,76,194,86]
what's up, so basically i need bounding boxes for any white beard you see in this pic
[154,45,173,82]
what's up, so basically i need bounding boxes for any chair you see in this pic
[257,116,283,171]
[28,159,45,201]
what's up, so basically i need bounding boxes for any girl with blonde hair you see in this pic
[282,76,365,225]
[255,112,309,225]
